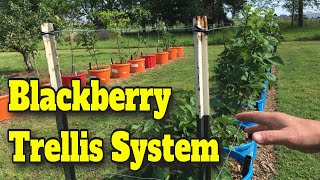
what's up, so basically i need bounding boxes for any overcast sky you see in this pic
[275,6,320,15]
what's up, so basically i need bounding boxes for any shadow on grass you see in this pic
[0,68,21,76]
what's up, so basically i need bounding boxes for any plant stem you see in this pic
[70,31,75,74]
[137,30,140,57]
[117,34,121,54]
[93,43,99,69]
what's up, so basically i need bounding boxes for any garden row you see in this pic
[224,77,270,180]
[118,5,284,179]
[212,5,283,179]
[0,46,185,121]
[59,46,185,87]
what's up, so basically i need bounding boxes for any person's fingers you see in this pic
[252,130,286,145]
[235,111,275,125]
[244,125,267,134]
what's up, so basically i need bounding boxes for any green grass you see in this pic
[55,29,236,50]
[280,20,320,42]
[0,46,223,179]
[275,41,320,179]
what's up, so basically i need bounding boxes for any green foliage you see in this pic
[125,91,245,178]
[99,10,130,30]
[133,35,147,59]
[0,0,54,71]
[128,6,150,59]
[77,29,99,69]
[214,4,284,115]
[212,116,246,148]
[161,31,177,50]
[99,10,130,63]
[128,6,151,28]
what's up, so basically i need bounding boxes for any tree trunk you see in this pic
[22,51,34,72]
[298,0,304,27]
[291,0,295,27]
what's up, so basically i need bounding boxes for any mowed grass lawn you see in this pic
[0,41,320,179]
[275,41,320,179]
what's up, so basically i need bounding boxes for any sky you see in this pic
[226,3,320,18]
[271,2,320,16]
[275,6,291,15]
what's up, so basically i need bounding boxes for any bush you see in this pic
[214,4,284,116]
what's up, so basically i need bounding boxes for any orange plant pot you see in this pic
[128,58,145,73]
[40,78,51,87]
[88,66,111,85]
[172,47,184,58]
[111,63,131,79]
[0,95,14,121]
[61,72,87,87]
[156,52,169,64]
[165,49,178,60]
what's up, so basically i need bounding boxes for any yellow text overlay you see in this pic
[8,130,103,163]
[8,79,172,120]
[111,130,219,171]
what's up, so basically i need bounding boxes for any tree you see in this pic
[282,0,298,26]
[203,0,246,26]
[99,10,131,63]
[298,0,304,27]
[0,0,53,71]
[255,0,320,27]
[283,0,320,27]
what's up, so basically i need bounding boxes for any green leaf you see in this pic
[268,56,284,65]
[131,124,140,131]
[266,73,277,82]
[216,117,235,125]
[142,120,154,133]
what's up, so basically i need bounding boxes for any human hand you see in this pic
[235,111,320,153]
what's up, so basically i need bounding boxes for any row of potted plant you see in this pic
[58,21,184,87]
[59,46,185,88]
[56,9,186,87]
[0,43,185,121]
[0,44,185,122]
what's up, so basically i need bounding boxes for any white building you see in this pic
[305,12,320,19]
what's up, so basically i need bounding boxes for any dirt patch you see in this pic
[0,90,9,96]
[230,158,243,179]
[4,70,49,79]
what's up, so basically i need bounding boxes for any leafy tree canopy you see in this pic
[0,0,55,71]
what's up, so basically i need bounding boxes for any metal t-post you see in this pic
[41,23,76,180]
[193,16,211,180]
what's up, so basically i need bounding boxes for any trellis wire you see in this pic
[44,25,241,34]
[214,121,244,180]
[107,172,161,180]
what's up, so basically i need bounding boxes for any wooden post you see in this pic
[41,23,76,180]
[193,16,211,180]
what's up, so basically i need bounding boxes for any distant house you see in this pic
[305,12,320,19]
[278,14,291,20]
[278,12,320,21]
